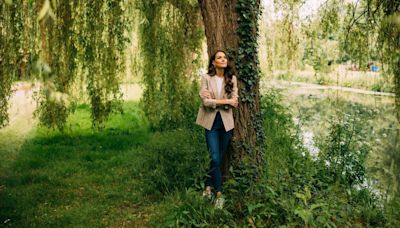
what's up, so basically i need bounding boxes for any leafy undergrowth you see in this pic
[147,91,387,227]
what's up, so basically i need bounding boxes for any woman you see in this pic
[195,50,238,209]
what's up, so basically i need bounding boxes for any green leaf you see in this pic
[247,203,264,214]
[294,208,312,224]
[310,203,326,211]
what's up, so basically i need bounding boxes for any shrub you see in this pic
[315,73,331,85]
[145,80,201,131]
[135,128,209,197]
[316,116,369,186]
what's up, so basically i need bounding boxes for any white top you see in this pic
[215,76,224,97]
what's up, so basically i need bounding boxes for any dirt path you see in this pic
[0,83,37,172]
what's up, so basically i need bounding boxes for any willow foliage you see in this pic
[34,0,77,130]
[337,0,399,118]
[339,1,378,68]
[0,0,131,130]
[302,0,340,74]
[273,0,303,72]
[77,0,129,129]
[379,1,400,121]
[0,1,28,127]
[137,0,203,130]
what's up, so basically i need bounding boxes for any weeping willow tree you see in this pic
[273,0,303,72]
[37,0,130,129]
[0,1,34,127]
[301,0,341,77]
[336,1,399,116]
[0,2,18,128]
[0,0,131,130]
[137,0,203,130]
[1,0,265,181]
[379,1,400,122]
[376,1,400,222]
[34,0,76,130]
[338,0,379,70]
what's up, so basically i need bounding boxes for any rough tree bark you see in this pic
[197,0,239,59]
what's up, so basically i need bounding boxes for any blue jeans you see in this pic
[205,112,233,192]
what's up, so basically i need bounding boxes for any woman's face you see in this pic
[213,52,228,69]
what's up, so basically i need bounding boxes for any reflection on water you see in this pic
[302,130,319,156]
[265,79,397,199]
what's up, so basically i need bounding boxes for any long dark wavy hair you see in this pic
[207,50,234,96]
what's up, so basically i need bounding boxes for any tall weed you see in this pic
[150,188,234,227]
[316,115,369,186]
[134,128,208,197]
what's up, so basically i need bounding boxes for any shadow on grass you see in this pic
[0,102,155,227]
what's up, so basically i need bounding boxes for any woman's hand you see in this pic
[214,98,238,107]
[227,98,238,108]
[201,90,212,99]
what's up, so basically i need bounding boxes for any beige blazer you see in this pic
[195,74,238,131]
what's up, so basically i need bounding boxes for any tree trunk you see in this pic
[198,0,238,57]
[198,0,263,178]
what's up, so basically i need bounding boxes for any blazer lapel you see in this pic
[221,79,226,99]
[210,76,228,99]
[209,76,218,99]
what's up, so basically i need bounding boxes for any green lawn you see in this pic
[0,102,160,227]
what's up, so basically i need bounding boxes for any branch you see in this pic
[344,0,383,47]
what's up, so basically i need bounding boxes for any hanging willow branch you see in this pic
[34,0,76,130]
[0,2,24,128]
[339,0,399,121]
[379,1,400,122]
[0,0,131,130]
[138,0,203,130]
[81,0,127,129]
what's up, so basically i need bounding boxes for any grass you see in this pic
[0,100,213,227]
[0,102,157,227]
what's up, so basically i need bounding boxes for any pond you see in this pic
[263,79,398,199]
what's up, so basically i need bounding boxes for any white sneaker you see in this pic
[214,196,225,209]
[202,190,213,200]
